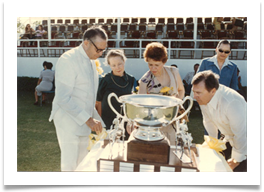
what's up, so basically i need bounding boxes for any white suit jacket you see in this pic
[49,43,105,136]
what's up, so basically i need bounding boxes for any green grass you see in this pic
[187,107,205,144]
[17,91,60,172]
[17,91,205,172]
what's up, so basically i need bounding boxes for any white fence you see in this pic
[17,38,247,60]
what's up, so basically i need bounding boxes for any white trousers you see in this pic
[54,109,89,171]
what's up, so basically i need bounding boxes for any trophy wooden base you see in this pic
[127,135,170,164]
[97,141,199,172]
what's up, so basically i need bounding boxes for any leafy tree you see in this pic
[17,20,24,33]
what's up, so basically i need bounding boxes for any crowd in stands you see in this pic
[19,17,247,51]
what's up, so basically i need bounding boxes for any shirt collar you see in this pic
[79,42,91,60]
[209,55,233,69]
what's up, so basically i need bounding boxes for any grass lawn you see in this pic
[17,91,205,172]
[17,91,60,172]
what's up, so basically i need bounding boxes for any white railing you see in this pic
[17,38,247,59]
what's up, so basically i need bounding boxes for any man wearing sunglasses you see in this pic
[196,39,239,139]
[49,26,108,171]
[197,39,238,91]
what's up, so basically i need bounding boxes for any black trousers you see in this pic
[222,142,247,172]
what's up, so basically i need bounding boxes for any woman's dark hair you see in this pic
[191,70,219,92]
[83,25,108,41]
[43,61,48,68]
[43,61,53,69]
[46,62,53,69]
[38,25,43,30]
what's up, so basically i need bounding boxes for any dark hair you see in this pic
[171,64,178,68]
[194,63,200,67]
[46,62,53,69]
[143,42,168,63]
[38,25,43,30]
[82,25,108,41]
[191,70,219,92]
[217,39,231,49]
[43,61,53,69]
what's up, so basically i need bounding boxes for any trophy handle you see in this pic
[172,96,193,122]
[107,92,125,119]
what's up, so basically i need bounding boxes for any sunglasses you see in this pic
[219,49,230,54]
[88,38,107,53]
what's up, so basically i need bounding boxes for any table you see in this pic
[75,140,232,172]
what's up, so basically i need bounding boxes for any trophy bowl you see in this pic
[108,93,193,141]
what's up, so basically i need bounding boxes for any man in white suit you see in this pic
[49,26,108,171]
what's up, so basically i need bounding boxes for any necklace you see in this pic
[111,74,129,88]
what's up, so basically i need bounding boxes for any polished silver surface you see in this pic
[133,126,165,141]
[120,94,181,127]
[108,93,193,141]
[119,94,182,107]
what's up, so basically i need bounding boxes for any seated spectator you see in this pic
[183,63,199,96]
[35,25,47,39]
[213,17,223,32]
[231,17,244,31]
[34,61,55,105]
[23,24,35,45]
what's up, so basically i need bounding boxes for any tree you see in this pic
[33,21,41,29]
[17,19,24,33]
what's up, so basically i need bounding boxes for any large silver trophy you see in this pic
[108,93,193,142]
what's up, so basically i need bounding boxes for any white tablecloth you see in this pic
[75,141,232,172]
[75,141,105,172]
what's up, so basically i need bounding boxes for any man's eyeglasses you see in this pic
[219,49,230,54]
[88,38,107,53]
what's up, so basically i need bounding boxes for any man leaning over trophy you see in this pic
[191,70,247,172]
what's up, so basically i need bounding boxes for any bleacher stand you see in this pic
[18,17,247,60]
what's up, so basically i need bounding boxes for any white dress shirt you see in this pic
[49,43,105,136]
[200,85,247,162]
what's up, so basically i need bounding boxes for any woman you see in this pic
[138,42,185,145]
[138,42,184,98]
[213,17,223,31]
[34,61,55,105]
[96,49,136,135]
[35,25,47,39]
[24,24,35,45]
